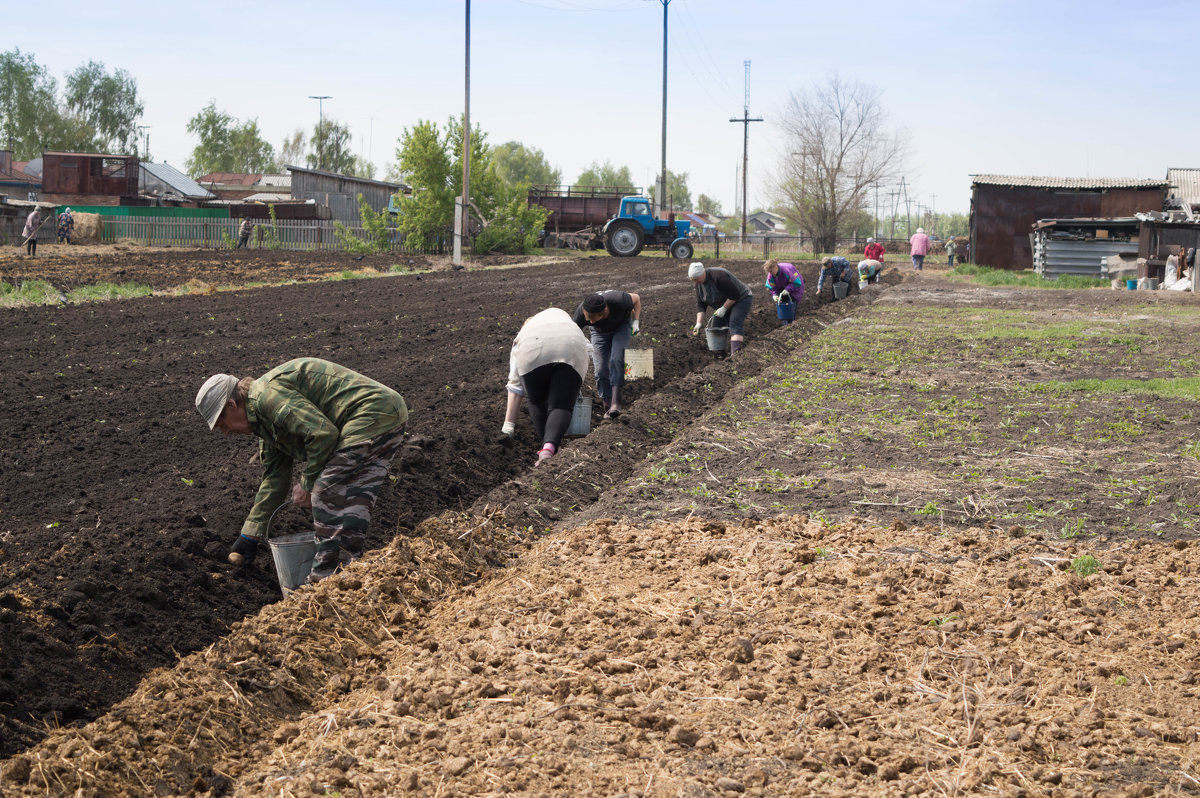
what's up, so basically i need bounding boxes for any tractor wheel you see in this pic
[605,221,644,257]
[670,238,694,261]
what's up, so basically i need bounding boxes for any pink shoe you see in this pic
[534,443,556,466]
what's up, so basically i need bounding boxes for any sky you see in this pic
[11,0,1199,217]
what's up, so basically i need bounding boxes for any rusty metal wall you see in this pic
[970,185,1164,269]
[42,154,138,197]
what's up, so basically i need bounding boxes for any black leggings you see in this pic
[26,240,36,256]
[520,362,582,449]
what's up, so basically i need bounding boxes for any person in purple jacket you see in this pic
[688,261,753,354]
[763,259,804,326]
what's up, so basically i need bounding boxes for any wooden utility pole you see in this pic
[729,61,762,242]
[453,0,470,269]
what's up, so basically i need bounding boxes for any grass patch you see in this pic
[951,263,1109,289]
[0,279,61,307]
[69,282,153,302]
[1032,377,1200,401]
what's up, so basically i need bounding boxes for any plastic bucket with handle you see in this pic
[776,295,796,322]
[268,533,316,598]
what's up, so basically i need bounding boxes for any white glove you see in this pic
[714,306,727,318]
[691,322,702,336]
[632,319,640,336]
[501,421,515,436]
[773,294,782,304]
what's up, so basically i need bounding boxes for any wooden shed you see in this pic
[970,175,1167,270]
[287,166,406,225]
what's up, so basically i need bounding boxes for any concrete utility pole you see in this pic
[453,0,470,270]
[729,61,763,242]
[308,95,330,170]
[656,0,670,218]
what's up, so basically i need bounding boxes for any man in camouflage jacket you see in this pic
[196,357,407,584]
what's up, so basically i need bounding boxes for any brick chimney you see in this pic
[0,150,11,175]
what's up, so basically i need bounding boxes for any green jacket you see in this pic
[241,358,407,538]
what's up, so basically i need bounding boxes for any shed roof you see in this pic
[1166,168,1200,204]
[286,164,407,191]
[971,174,1168,190]
[142,162,217,200]
[195,172,264,186]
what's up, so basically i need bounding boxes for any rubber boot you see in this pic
[604,386,622,419]
[730,339,743,355]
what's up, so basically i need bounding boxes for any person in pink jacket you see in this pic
[909,228,930,271]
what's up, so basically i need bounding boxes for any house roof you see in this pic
[142,162,217,200]
[195,172,264,187]
[971,174,1168,190]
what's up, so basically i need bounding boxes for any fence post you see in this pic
[715,234,720,258]
[764,237,770,258]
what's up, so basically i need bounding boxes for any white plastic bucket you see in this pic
[268,533,316,598]
[566,396,592,436]
[623,349,654,380]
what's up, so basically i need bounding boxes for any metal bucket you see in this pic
[566,395,592,437]
[705,321,730,352]
[268,532,316,598]
[776,297,796,321]
[832,281,849,300]
[1147,277,1160,290]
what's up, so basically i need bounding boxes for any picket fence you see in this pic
[101,216,444,254]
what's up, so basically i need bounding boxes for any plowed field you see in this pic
[2,246,1198,797]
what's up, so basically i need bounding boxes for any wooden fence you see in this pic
[101,216,445,254]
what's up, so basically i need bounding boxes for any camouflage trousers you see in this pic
[310,425,406,573]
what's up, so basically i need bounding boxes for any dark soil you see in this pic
[0,248,860,756]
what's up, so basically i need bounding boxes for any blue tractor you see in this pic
[602,197,693,260]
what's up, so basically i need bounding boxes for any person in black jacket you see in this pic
[573,289,641,419]
[688,261,753,354]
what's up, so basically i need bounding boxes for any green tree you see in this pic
[0,49,59,159]
[62,60,144,154]
[276,128,305,171]
[308,119,356,174]
[575,160,635,191]
[391,116,542,254]
[648,169,691,211]
[185,101,276,176]
[696,193,723,217]
[490,141,560,188]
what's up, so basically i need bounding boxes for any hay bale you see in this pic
[72,212,102,243]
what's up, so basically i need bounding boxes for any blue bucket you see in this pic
[1126,279,1137,290]
[776,296,796,321]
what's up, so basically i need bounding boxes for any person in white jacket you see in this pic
[500,308,591,465]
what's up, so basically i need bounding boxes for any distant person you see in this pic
[195,358,408,585]
[945,236,957,268]
[573,289,641,420]
[56,207,74,244]
[816,256,853,300]
[22,207,43,256]
[864,237,885,264]
[235,217,254,249]
[910,227,930,271]
[857,259,883,289]
[501,308,591,466]
[688,261,753,354]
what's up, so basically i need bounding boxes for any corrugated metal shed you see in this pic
[142,162,216,200]
[972,175,1168,190]
[1031,218,1140,279]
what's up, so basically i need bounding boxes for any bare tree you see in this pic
[775,73,907,253]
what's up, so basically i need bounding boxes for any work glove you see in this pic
[691,322,702,336]
[631,320,640,336]
[228,534,260,566]
[714,306,727,318]
[773,294,782,304]
[501,421,515,436]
